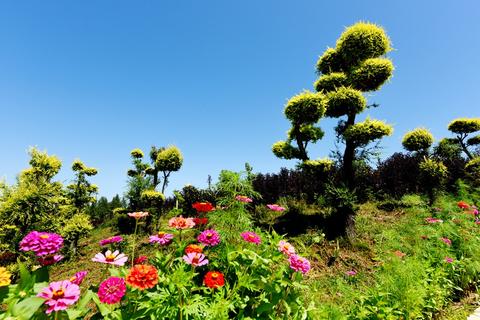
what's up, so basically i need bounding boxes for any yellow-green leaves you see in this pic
[284,91,325,125]
[141,189,166,206]
[156,146,183,172]
[314,72,348,93]
[448,118,480,134]
[402,128,434,152]
[350,58,394,92]
[272,141,299,160]
[130,148,145,159]
[325,87,366,118]
[343,118,393,146]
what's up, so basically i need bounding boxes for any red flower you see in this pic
[458,201,470,209]
[134,255,148,265]
[185,244,203,254]
[192,202,215,213]
[126,265,158,290]
[203,271,225,289]
[193,217,208,226]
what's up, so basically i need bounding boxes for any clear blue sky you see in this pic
[1,1,479,199]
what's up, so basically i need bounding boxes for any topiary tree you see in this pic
[447,118,480,160]
[402,128,434,155]
[67,159,98,212]
[125,148,152,210]
[155,146,183,194]
[315,22,394,189]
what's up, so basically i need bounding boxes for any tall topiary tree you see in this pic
[315,22,394,189]
[447,118,480,160]
[402,128,434,156]
[155,146,183,194]
[67,159,98,212]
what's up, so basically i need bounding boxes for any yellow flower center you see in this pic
[69,276,77,282]
[207,233,213,238]
[158,232,165,237]
[40,235,49,239]
[52,289,65,299]
[106,254,116,262]
[248,234,255,239]
[211,272,218,279]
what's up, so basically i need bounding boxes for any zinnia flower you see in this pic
[185,244,203,254]
[183,252,209,267]
[38,254,64,266]
[168,216,195,230]
[98,277,126,304]
[203,271,225,289]
[20,231,64,256]
[345,270,357,276]
[197,229,221,246]
[126,265,158,290]
[444,256,454,263]
[92,250,128,266]
[0,267,12,286]
[440,237,452,246]
[37,280,80,314]
[457,201,470,209]
[267,204,286,212]
[241,231,261,245]
[288,254,311,274]
[149,232,174,245]
[69,271,88,285]
[134,255,148,265]
[278,240,296,256]
[193,217,208,226]
[235,195,253,203]
[99,236,123,246]
[425,217,443,224]
[192,202,215,213]
[127,211,149,219]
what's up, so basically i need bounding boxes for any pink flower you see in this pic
[70,271,88,285]
[288,254,311,274]
[182,252,209,267]
[92,250,128,266]
[475,218,480,225]
[425,217,443,224]
[149,232,174,245]
[168,216,195,230]
[345,270,357,276]
[278,240,296,256]
[98,277,126,304]
[37,254,64,266]
[241,231,261,245]
[127,211,149,219]
[267,204,286,212]
[444,256,454,263]
[20,231,63,257]
[197,229,221,246]
[99,236,123,246]
[236,195,253,203]
[440,237,452,246]
[37,280,80,314]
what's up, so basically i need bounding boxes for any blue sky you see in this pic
[0,1,479,199]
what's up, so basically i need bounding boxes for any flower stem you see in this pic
[131,219,139,268]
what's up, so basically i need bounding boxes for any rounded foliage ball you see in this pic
[465,157,480,173]
[467,135,480,146]
[314,72,348,93]
[130,148,144,159]
[288,125,324,143]
[343,118,393,146]
[141,189,166,206]
[434,138,462,159]
[448,118,480,134]
[316,48,344,74]
[419,158,448,185]
[300,158,334,173]
[272,141,298,160]
[402,128,434,152]
[284,91,325,125]
[72,160,86,172]
[349,58,394,92]
[83,167,98,176]
[325,87,366,118]
[156,146,183,172]
[336,22,392,67]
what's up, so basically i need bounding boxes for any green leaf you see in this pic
[17,260,33,290]
[11,296,45,320]
[33,267,49,283]
[0,286,8,304]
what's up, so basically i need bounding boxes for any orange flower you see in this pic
[185,244,203,254]
[126,265,158,290]
[127,212,149,219]
[203,271,225,289]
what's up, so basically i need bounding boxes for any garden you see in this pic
[1,21,480,320]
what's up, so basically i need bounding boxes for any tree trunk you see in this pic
[457,135,474,160]
[342,113,357,190]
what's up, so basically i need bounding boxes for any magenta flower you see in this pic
[440,237,452,246]
[241,231,261,245]
[70,271,88,285]
[444,256,454,263]
[37,280,80,314]
[99,236,123,246]
[267,204,286,212]
[288,254,311,274]
[98,277,126,304]
[182,252,209,267]
[149,232,174,245]
[20,231,63,256]
[92,250,128,266]
[236,195,253,203]
[37,254,64,266]
[278,240,296,256]
[425,217,443,224]
[345,270,357,276]
[197,229,221,246]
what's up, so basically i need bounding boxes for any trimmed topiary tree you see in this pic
[67,159,98,212]
[402,128,434,155]
[156,146,183,194]
[315,22,394,190]
[447,118,480,160]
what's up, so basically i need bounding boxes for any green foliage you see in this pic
[325,86,366,118]
[299,158,334,173]
[271,141,299,160]
[402,128,434,152]
[67,159,98,212]
[419,158,448,184]
[156,146,183,173]
[316,47,344,74]
[343,118,393,146]
[349,57,394,91]
[130,148,145,159]
[141,189,166,207]
[465,157,480,173]
[287,125,324,143]
[215,166,261,207]
[447,118,480,134]
[59,213,94,256]
[335,22,392,67]
[467,134,480,146]
[314,72,348,92]
[434,138,462,160]
[284,91,325,125]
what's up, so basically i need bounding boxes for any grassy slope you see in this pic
[50,195,480,319]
